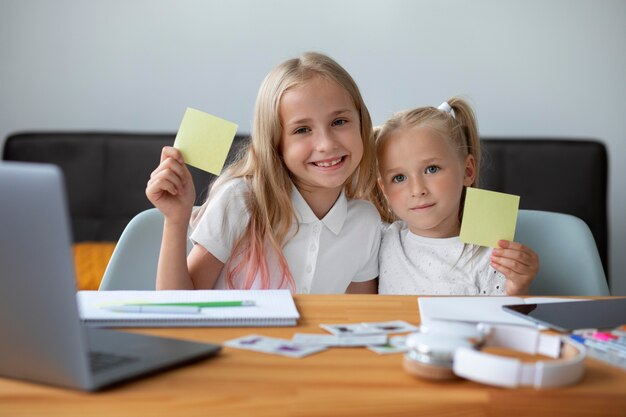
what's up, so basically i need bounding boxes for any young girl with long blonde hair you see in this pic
[146,52,381,293]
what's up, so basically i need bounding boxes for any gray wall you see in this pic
[2,0,625,294]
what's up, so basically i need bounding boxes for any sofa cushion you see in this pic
[3,132,249,241]
[72,242,116,290]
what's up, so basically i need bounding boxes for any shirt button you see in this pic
[310,244,316,251]
[306,265,312,273]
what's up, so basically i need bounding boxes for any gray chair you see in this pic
[516,210,609,296]
[99,208,193,290]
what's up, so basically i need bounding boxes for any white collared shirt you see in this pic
[190,177,381,293]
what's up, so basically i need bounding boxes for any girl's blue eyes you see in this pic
[391,166,440,183]
[292,119,348,135]
[392,174,407,183]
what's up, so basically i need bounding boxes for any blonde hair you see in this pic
[194,52,375,290]
[372,97,481,223]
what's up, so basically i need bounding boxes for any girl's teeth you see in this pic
[315,158,342,167]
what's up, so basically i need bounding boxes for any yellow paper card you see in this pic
[459,188,520,248]
[173,108,238,175]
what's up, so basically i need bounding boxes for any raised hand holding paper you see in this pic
[173,108,238,175]
[460,187,520,248]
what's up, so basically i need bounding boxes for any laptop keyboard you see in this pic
[89,351,140,373]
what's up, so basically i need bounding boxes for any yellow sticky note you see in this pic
[173,108,238,175]
[459,188,520,248]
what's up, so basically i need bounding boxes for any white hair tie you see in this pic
[437,101,453,114]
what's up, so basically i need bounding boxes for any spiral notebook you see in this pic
[77,289,300,327]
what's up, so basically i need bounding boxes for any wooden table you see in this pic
[1,295,625,417]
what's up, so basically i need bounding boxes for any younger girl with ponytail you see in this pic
[374,97,538,295]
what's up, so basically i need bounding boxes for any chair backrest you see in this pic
[480,139,608,280]
[516,210,609,296]
[99,208,192,290]
[102,208,610,295]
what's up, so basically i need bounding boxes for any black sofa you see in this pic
[2,132,609,279]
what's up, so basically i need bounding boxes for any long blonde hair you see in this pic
[372,97,481,224]
[194,52,375,290]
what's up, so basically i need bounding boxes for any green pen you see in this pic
[104,300,255,314]
[130,301,255,307]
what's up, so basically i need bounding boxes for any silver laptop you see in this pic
[0,161,221,391]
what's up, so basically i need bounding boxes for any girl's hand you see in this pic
[146,146,196,224]
[490,240,539,295]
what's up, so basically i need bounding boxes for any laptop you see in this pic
[0,161,221,391]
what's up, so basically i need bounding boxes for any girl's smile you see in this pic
[311,155,345,168]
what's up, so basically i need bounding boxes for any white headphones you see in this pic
[403,320,586,389]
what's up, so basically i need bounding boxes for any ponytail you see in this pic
[447,97,481,187]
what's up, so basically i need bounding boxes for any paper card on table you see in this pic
[367,336,409,355]
[225,334,326,358]
[292,333,388,347]
[173,107,238,175]
[460,187,520,248]
[361,320,419,334]
[320,323,383,337]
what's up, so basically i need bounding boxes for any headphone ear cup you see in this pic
[403,354,457,380]
[403,332,475,381]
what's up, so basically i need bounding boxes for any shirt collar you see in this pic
[291,185,347,235]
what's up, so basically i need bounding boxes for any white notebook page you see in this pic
[77,289,299,327]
